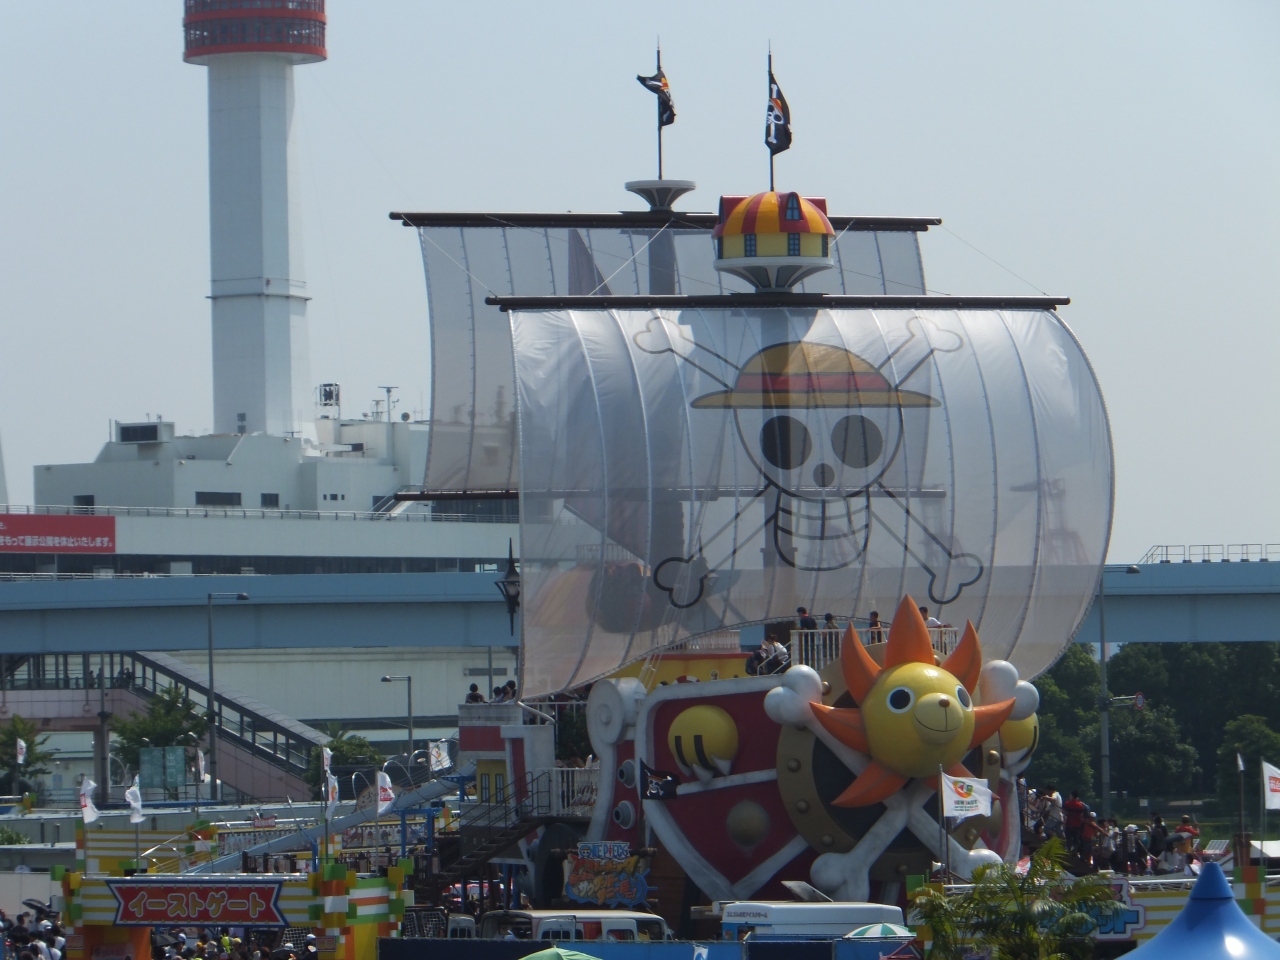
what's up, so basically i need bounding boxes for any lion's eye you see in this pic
[887,687,914,712]
[955,685,972,709]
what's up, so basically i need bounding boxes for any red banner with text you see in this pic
[0,515,115,553]
[105,879,286,926]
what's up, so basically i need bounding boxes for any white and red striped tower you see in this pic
[184,2,326,437]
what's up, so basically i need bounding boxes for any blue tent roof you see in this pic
[1126,862,1280,960]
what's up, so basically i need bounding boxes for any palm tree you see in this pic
[913,838,1121,960]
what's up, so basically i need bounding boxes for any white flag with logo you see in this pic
[125,775,144,824]
[16,739,27,766]
[197,750,207,784]
[326,772,340,820]
[80,778,100,824]
[1240,752,1247,773]
[1263,760,1280,811]
[322,746,333,774]
[941,772,993,818]
[376,771,395,816]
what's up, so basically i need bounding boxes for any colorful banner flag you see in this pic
[325,772,340,820]
[1263,759,1280,810]
[16,739,26,765]
[941,772,992,818]
[375,771,395,815]
[125,775,144,824]
[80,778,99,823]
[322,746,333,774]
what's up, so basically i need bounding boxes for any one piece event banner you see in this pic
[0,514,115,553]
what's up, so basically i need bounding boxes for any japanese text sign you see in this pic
[0,515,115,553]
[105,879,286,927]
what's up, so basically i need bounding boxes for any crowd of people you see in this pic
[0,912,64,960]
[0,908,327,960]
[1020,781,1202,875]
[156,929,319,960]
[464,679,518,704]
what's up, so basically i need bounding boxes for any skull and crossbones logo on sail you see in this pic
[640,317,984,610]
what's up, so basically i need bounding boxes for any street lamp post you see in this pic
[495,540,521,636]
[382,675,413,757]
[206,592,249,804]
[1098,564,1141,820]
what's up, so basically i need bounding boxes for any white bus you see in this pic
[720,902,903,940]
[478,909,671,942]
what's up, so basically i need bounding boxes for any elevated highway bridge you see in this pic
[0,551,1276,802]
[0,560,1277,655]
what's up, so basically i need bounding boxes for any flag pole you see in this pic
[1240,753,1247,839]
[937,764,946,882]
[656,46,663,180]
[767,49,775,192]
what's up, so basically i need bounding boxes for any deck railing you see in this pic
[789,624,959,671]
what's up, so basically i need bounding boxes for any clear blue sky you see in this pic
[0,3,1276,562]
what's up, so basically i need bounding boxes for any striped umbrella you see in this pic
[845,923,914,939]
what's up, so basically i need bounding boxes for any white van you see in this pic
[445,915,476,938]
[720,902,903,940]
[478,909,670,941]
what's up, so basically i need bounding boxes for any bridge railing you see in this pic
[1140,543,1280,563]
[0,502,516,525]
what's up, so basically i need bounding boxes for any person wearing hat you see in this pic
[301,936,318,960]
[1173,815,1200,852]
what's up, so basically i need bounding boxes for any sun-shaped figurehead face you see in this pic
[691,342,937,502]
[808,596,1018,808]
[862,662,976,778]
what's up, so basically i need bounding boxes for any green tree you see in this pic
[0,716,55,794]
[110,683,208,773]
[1106,642,1280,794]
[1216,715,1280,814]
[1104,705,1198,796]
[1042,645,1100,738]
[555,708,591,763]
[0,826,29,845]
[1026,646,1099,800]
[912,838,1120,960]
[303,735,383,800]
[1026,707,1094,800]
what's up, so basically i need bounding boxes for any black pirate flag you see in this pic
[765,67,791,155]
[637,68,676,127]
[639,760,679,800]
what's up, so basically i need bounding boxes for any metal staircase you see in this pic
[429,772,553,890]
[0,651,325,800]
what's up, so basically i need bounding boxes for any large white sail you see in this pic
[408,213,929,494]
[510,306,1112,697]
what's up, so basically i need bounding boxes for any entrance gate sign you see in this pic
[105,879,286,926]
